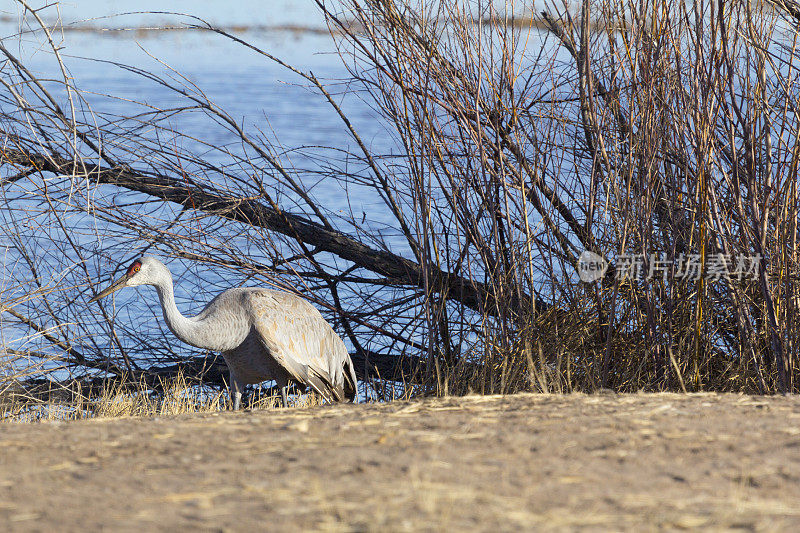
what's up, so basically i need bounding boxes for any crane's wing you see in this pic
[245,289,355,402]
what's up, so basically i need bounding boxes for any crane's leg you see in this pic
[229,371,242,411]
[275,377,290,408]
[281,385,289,408]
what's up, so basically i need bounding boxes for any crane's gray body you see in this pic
[91,256,358,409]
[199,287,357,407]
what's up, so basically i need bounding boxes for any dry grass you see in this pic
[91,374,227,419]
[0,372,336,422]
[0,369,336,423]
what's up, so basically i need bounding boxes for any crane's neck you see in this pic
[149,267,250,353]
[152,273,211,351]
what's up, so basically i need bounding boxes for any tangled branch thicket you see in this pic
[3,0,800,418]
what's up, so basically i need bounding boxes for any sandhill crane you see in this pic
[89,256,358,410]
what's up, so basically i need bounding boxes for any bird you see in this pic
[89,256,358,410]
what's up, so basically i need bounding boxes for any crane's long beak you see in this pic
[88,273,129,303]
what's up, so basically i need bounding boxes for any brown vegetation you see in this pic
[3,0,800,416]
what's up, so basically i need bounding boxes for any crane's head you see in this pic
[88,256,165,303]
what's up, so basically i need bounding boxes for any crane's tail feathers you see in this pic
[268,351,332,403]
[306,368,343,403]
[343,356,357,403]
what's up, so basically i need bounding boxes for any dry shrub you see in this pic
[320,0,800,393]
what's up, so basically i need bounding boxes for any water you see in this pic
[1,1,426,389]
[1,1,551,395]
[2,1,405,248]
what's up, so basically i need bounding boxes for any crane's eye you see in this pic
[127,261,142,276]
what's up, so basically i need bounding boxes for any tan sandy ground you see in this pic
[1,393,800,532]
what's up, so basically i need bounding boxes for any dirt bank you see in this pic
[2,393,800,531]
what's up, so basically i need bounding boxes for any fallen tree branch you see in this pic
[2,147,553,317]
